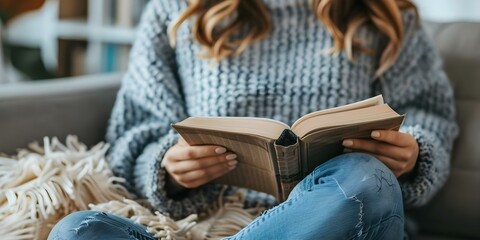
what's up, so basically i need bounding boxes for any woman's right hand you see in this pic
[163,137,238,189]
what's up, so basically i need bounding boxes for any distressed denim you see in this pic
[225,153,405,239]
[48,153,404,240]
[48,211,156,240]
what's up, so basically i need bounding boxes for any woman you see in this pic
[49,0,458,239]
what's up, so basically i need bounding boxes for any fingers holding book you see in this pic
[342,130,419,178]
[163,137,238,189]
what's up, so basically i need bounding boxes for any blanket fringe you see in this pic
[0,136,130,240]
[1,136,265,240]
[89,188,265,240]
[192,187,265,239]
[90,199,198,240]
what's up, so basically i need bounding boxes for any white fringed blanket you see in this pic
[0,136,262,240]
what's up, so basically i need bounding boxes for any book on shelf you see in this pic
[57,39,87,77]
[172,95,405,202]
[116,0,149,27]
[103,43,118,73]
[115,0,142,73]
[71,44,87,76]
[116,0,134,27]
[59,0,87,20]
[55,0,149,76]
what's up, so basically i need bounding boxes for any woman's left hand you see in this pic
[342,130,419,177]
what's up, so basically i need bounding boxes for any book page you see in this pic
[174,117,289,140]
[291,95,384,130]
[300,116,405,176]
[292,104,398,138]
[174,126,281,199]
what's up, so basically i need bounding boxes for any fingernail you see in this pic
[226,154,237,160]
[342,140,353,147]
[228,160,238,166]
[215,147,227,154]
[229,165,237,170]
[371,131,380,138]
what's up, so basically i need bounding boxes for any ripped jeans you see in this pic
[48,153,404,240]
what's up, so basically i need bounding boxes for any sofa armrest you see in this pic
[0,73,122,154]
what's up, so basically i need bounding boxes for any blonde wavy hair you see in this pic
[169,0,418,76]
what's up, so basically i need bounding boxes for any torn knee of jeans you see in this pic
[351,195,364,237]
[71,212,108,235]
[71,216,97,235]
[373,168,396,192]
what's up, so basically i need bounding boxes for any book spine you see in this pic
[103,43,118,72]
[116,0,134,27]
[274,129,301,201]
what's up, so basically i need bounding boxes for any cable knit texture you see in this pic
[106,0,458,220]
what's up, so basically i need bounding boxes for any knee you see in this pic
[48,211,154,240]
[332,153,398,185]
[331,152,392,174]
[324,153,403,211]
[48,211,106,240]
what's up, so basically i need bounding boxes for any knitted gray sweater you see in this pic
[106,0,458,220]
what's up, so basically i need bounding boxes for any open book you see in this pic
[172,95,404,201]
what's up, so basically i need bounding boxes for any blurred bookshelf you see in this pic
[2,0,148,82]
[56,0,148,77]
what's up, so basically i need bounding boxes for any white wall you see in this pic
[415,0,480,22]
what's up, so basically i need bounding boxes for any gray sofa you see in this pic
[0,22,479,239]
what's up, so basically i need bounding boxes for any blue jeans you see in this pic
[48,153,404,240]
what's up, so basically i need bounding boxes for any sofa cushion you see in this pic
[435,22,480,101]
[413,100,480,238]
[411,22,480,238]
[0,73,122,154]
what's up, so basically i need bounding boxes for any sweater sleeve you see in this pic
[377,14,459,209]
[106,1,222,220]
